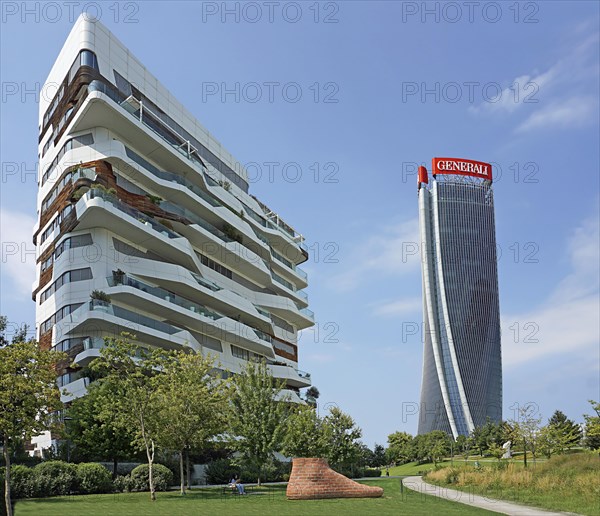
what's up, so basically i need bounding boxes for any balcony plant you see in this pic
[222,222,243,244]
[71,188,86,201]
[90,290,111,311]
[112,269,125,285]
[146,194,163,206]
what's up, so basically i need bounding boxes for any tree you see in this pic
[281,404,327,458]
[0,323,65,516]
[321,406,362,474]
[507,403,542,467]
[152,350,228,495]
[548,410,581,448]
[472,419,505,456]
[538,410,582,458]
[305,386,320,406]
[66,378,139,477]
[425,430,451,465]
[371,443,387,467]
[583,400,600,450]
[487,442,505,461]
[386,431,413,464]
[90,334,166,501]
[227,360,288,485]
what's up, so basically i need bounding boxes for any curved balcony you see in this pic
[105,273,276,357]
[62,299,200,352]
[269,364,311,388]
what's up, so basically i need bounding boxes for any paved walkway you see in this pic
[402,476,579,516]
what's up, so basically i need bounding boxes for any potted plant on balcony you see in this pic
[90,290,111,312]
[222,222,243,244]
[146,194,163,206]
[112,269,125,285]
[71,188,86,201]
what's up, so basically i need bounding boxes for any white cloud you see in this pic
[469,29,599,133]
[502,214,599,367]
[469,69,557,116]
[372,297,421,317]
[516,96,599,133]
[327,218,420,292]
[0,209,37,299]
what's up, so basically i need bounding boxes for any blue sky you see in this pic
[1,1,599,447]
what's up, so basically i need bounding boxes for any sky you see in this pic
[1,1,599,447]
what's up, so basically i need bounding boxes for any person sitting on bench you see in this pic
[233,475,246,495]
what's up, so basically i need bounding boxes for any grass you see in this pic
[13,479,496,515]
[424,452,600,516]
[385,454,551,477]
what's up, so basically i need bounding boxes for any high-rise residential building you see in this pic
[32,16,313,450]
[417,158,502,438]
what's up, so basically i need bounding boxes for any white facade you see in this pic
[33,16,313,452]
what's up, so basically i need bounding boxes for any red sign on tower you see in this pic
[432,157,492,181]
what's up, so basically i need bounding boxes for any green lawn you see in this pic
[13,480,495,515]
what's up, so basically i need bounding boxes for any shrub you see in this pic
[112,475,131,493]
[76,463,112,494]
[10,465,35,499]
[363,468,382,477]
[129,463,173,492]
[33,461,77,497]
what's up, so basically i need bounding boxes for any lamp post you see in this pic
[63,416,73,463]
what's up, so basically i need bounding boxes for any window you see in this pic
[41,234,93,272]
[52,336,88,353]
[41,133,94,186]
[231,345,263,362]
[40,302,83,335]
[40,204,74,244]
[40,267,92,304]
[198,253,233,279]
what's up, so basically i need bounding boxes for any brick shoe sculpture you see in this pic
[286,457,384,500]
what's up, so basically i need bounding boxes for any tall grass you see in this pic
[424,452,600,515]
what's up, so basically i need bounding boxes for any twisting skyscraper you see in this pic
[417,158,502,438]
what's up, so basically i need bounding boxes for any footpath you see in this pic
[401,476,579,516]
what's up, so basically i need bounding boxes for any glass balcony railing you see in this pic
[73,167,96,181]
[296,369,311,381]
[88,300,182,335]
[271,271,295,291]
[124,146,220,208]
[299,307,314,320]
[87,189,180,239]
[296,267,308,281]
[82,336,104,350]
[253,328,272,343]
[191,272,222,292]
[107,274,223,321]
[89,81,207,172]
[255,307,271,319]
